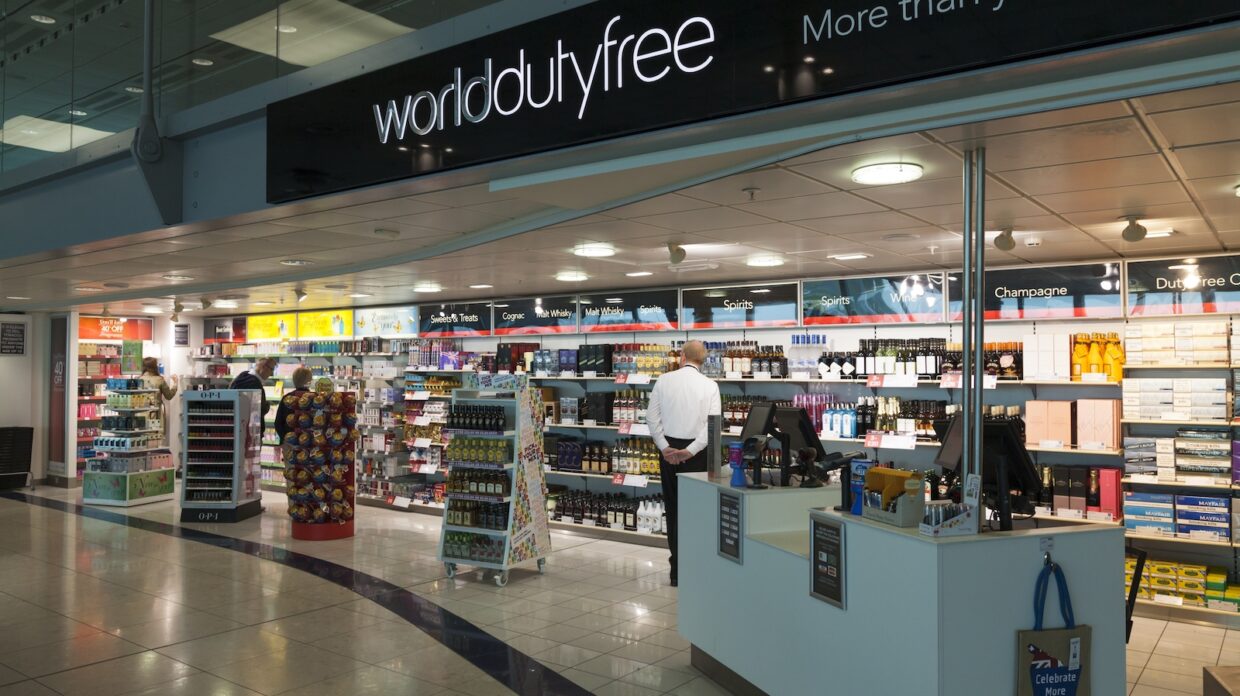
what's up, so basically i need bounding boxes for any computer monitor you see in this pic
[773,407,827,463]
[739,401,776,445]
[933,414,1042,531]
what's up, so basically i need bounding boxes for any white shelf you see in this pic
[110,389,158,394]
[1125,532,1232,548]
[445,492,512,503]
[443,525,508,536]
[1126,363,1232,370]
[545,469,663,484]
[1026,445,1122,456]
[109,407,156,413]
[1122,476,1233,489]
[1122,419,1232,426]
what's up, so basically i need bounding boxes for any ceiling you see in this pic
[3,79,1240,318]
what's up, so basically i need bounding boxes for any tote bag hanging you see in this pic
[1017,561,1091,696]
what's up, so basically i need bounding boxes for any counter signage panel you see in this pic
[683,283,798,330]
[0,322,26,355]
[354,306,418,338]
[247,313,297,342]
[803,273,943,325]
[418,302,492,337]
[267,0,1239,202]
[810,513,845,609]
[173,324,190,347]
[1127,255,1240,317]
[718,490,743,564]
[579,289,679,332]
[947,263,1123,321]
[297,310,354,340]
[493,296,578,335]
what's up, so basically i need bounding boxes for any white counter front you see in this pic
[677,473,1126,696]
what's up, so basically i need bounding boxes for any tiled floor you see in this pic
[0,489,728,695]
[1127,615,1240,695]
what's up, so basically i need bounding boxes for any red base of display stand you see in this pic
[292,520,354,541]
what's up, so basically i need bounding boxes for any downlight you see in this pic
[556,271,589,282]
[1120,216,1147,243]
[746,255,785,268]
[572,243,615,258]
[851,163,923,186]
[993,228,1016,252]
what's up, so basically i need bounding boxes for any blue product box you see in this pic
[1123,504,1174,519]
[1177,523,1231,538]
[1175,510,1231,524]
[1124,491,1174,504]
[1175,495,1229,509]
[1126,518,1174,534]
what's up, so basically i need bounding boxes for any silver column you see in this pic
[960,149,986,483]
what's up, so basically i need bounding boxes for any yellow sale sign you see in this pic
[247,313,296,341]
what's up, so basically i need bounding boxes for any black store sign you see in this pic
[579,289,679,333]
[1128,255,1240,317]
[493,296,578,335]
[803,273,944,325]
[0,322,26,355]
[683,283,798,330]
[418,302,493,337]
[267,0,1239,202]
[947,263,1123,321]
[718,490,743,564]
[810,514,845,609]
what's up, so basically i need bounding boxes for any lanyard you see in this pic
[1033,562,1075,631]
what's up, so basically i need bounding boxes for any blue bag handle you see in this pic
[1034,562,1076,631]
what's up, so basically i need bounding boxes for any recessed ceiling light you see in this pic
[851,163,924,186]
[746,255,785,268]
[751,288,771,294]
[605,298,624,303]
[413,282,442,293]
[492,303,509,308]
[74,286,103,293]
[213,300,239,309]
[1145,229,1175,239]
[822,67,835,75]
[803,56,815,64]
[469,284,493,289]
[276,24,298,33]
[162,274,194,281]
[829,253,872,261]
[30,14,55,24]
[1168,263,1198,270]
[573,243,615,258]
[191,57,215,66]
[280,259,313,266]
[68,109,87,117]
[349,293,373,298]
[6,296,31,301]
[124,86,144,94]
[762,65,775,73]
[253,301,274,307]
[556,271,589,282]
[142,307,163,314]
[625,271,653,278]
[445,147,454,153]
[398,146,409,152]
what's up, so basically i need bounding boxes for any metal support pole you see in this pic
[961,152,975,481]
[970,149,987,484]
[130,0,184,225]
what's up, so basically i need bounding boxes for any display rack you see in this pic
[180,390,263,523]
[82,447,175,507]
[438,373,551,586]
[280,386,359,540]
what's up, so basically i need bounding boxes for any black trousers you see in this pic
[658,436,708,580]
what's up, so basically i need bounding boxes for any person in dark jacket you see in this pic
[229,357,277,422]
[274,367,313,444]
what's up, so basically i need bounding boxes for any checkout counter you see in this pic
[677,410,1126,695]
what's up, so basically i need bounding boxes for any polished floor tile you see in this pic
[34,651,198,696]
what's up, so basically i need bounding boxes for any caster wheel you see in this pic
[495,571,509,587]
[445,563,457,578]
[537,558,546,574]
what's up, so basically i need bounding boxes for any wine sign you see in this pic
[418,302,492,337]
[493,295,578,335]
[1127,254,1240,317]
[947,263,1123,321]
[682,283,798,330]
[803,273,944,325]
[579,290,679,332]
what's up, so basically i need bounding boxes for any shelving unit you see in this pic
[438,373,551,587]
[180,390,264,523]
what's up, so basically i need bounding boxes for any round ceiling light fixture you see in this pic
[124,86,144,94]
[881,232,920,242]
[69,109,87,117]
[555,271,589,282]
[850,162,924,186]
[162,274,194,281]
[667,243,687,265]
[572,243,615,258]
[413,281,443,293]
[469,284,493,289]
[276,24,298,33]
[30,14,55,24]
[746,255,785,268]
[191,57,215,67]
[1120,216,1147,243]
[993,228,1016,252]
[280,259,313,266]
[626,271,653,277]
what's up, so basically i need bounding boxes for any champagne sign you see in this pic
[803,273,944,325]
[947,263,1123,321]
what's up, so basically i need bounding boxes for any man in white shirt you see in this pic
[648,340,721,587]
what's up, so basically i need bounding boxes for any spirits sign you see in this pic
[493,296,578,335]
[803,273,944,325]
[579,289,679,332]
[418,302,492,337]
[947,263,1123,321]
[682,283,798,329]
[1127,254,1240,317]
[268,0,1238,202]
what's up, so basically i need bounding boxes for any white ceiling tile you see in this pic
[1062,202,1201,228]
[1174,142,1240,180]
[386,208,512,233]
[603,193,717,219]
[796,211,932,235]
[1149,102,1240,148]
[633,206,774,232]
[998,155,1175,195]
[732,190,887,222]
[929,102,1131,144]
[854,175,1017,211]
[269,211,370,229]
[977,118,1155,172]
[901,197,1047,227]
[334,198,446,220]
[779,133,931,167]
[678,168,837,205]
[1199,195,1240,223]
[413,184,504,208]
[1188,175,1240,203]
[1034,182,1189,215]
[1137,83,1240,113]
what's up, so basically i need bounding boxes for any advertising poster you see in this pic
[682,284,798,329]
[418,302,492,337]
[1127,255,1240,317]
[247,313,297,341]
[78,316,154,340]
[947,264,1123,321]
[493,296,578,335]
[354,306,418,337]
[579,290,679,332]
[803,273,944,325]
[297,310,354,339]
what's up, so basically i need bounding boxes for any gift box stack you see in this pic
[281,389,359,539]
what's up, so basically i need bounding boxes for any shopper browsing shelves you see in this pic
[229,357,277,424]
[274,367,313,445]
[140,357,177,438]
[647,339,721,587]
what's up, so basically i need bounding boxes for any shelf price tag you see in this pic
[624,474,649,488]
[392,496,412,509]
[866,374,884,387]
[726,371,743,380]
[1189,529,1222,542]
[497,369,510,375]
[582,371,597,379]
[1153,594,1183,607]
[1038,440,1065,450]
[410,391,431,401]
[617,423,632,435]
[535,370,549,378]
[1184,475,1221,486]
[882,434,917,450]
[627,373,651,385]
[1086,511,1114,523]
[611,473,626,485]
[628,423,651,436]
[885,373,918,388]
[412,437,432,449]
[1079,441,1105,452]
[940,372,962,389]
[1056,509,1085,520]
[417,462,438,475]
[561,370,576,378]
[863,430,883,448]
[582,419,597,427]
[728,425,743,436]
[983,375,998,390]
[752,372,772,381]
[1208,599,1239,613]
[413,415,431,427]
[1081,373,1110,383]
[614,374,627,384]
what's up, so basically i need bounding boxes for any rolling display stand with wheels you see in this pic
[439,373,551,586]
[180,390,264,523]
[280,383,359,541]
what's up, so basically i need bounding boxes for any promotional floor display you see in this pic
[179,390,263,522]
[438,372,550,586]
[280,381,359,540]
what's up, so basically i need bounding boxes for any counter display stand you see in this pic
[280,387,359,540]
[180,390,263,523]
[439,373,551,587]
[84,379,176,507]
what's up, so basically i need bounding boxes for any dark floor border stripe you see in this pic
[0,491,591,696]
